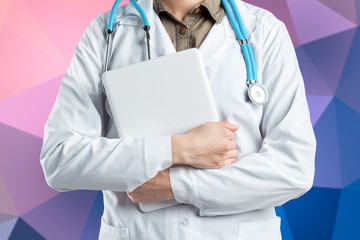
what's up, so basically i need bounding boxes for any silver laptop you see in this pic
[101,48,219,212]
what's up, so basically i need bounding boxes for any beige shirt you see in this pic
[153,0,225,52]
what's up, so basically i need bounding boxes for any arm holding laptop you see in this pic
[126,121,240,203]
[40,19,237,194]
[40,20,178,193]
[127,21,316,216]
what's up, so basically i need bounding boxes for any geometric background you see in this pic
[0,0,360,239]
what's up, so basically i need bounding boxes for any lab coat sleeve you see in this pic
[40,18,172,193]
[169,20,316,216]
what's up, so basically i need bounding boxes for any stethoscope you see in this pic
[105,0,269,105]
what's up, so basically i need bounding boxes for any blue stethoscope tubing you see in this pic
[105,0,151,72]
[104,0,268,105]
[221,0,256,81]
[221,0,268,104]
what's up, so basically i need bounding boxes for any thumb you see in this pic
[220,121,239,131]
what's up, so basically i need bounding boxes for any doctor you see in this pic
[40,0,316,239]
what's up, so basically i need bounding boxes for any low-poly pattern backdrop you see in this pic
[0,0,359,239]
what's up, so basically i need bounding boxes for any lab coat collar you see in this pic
[115,0,256,66]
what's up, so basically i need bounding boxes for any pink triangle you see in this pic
[0,76,62,138]
[21,0,130,65]
[0,175,17,216]
[0,26,65,100]
[0,0,12,28]
[4,0,66,65]
[286,0,356,44]
[49,0,129,15]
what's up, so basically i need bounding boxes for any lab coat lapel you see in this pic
[117,0,257,62]
[140,0,177,57]
[198,0,257,67]
[116,0,176,57]
[146,13,177,57]
[198,16,236,67]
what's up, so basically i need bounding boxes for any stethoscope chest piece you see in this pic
[247,82,268,105]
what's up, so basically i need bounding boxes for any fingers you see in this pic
[223,158,236,165]
[218,120,239,132]
[223,149,239,160]
[215,158,237,168]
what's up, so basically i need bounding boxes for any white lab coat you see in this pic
[40,0,316,239]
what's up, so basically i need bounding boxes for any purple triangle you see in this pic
[319,0,358,24]
[286,0,356,44]
[0,214,16,223]
[0,123,59,215]
[246,0,299,45]
[21,190,97,240]
[0,218,18,240]
[296,46,333,96]
[302,27,357,95]
[336,28,360,114]
[306,95,333,126]
[0,75,62,138]
[313,99,342,188]
[79,191,104,240]
[0,174,17,216]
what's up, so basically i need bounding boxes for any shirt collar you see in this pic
[153,0,225,24]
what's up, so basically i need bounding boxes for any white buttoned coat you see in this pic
[40,0,316,239]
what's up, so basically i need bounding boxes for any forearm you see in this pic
[169,19,317,214]
[40,18,173,193]
[169,85,316,216]
[40,126,172,192]
[170,136,315,216]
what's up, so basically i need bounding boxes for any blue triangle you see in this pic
[332,179,360,239]
[336,26,360,114]
[313,99,342,188]
[79,191,104,240]
[295,46,332,96]
[334,98,360,187]
[283,187,341,240]
[275,206,294,240]
[345,178,360,191]
[0,218,17,240]
[8,218,45,240]
[302,27,356,94]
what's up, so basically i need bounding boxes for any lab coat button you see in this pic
[179,218,188,227]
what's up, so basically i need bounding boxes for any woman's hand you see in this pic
[171,121,239,169]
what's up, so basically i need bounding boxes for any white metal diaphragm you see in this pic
[247,82,268,105]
